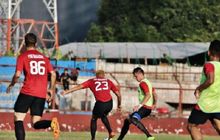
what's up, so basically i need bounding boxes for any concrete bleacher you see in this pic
[95,60,202,114]
[0,56,96,109]
[0,57,17,81]
[50,59,202,114]
[0,82,21,108]
[0,57,203,117]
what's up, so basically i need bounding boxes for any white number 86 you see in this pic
[30,61,45,75]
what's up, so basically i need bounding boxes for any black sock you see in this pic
[33,120,51,129]
[14,121,25,140]
[101,116,112,134]
[130,117,152,137]
[90,117,97,140]
[117,119,130,140]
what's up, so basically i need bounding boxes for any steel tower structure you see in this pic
[0,0,59,56]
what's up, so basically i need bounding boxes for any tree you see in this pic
[86,0,220,42]
[85,23,104,42]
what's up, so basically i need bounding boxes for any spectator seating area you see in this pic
[0,56,96,109]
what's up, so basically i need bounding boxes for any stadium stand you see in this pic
[0,56,96,109]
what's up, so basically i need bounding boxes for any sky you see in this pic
[20,0,100,44]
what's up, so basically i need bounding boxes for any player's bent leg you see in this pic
[211,118,220,135]
[187,123,203,140]
[91,115,98,140]
[30,95,60,138]
[101,115,115,138]
[187,108,210,140]
[32,115,41,124]
[31,115,60,139]
[117,118,131,140]
[14,112,27,140]
[32,115,51,129]
[130,113,152,138]
[101,100,114,139]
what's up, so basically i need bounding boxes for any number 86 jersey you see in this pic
[81,78,119,102]
[16,50,53,98]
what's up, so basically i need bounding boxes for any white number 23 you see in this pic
[95,81,108,91]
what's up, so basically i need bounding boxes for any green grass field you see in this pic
[0,131,219,140]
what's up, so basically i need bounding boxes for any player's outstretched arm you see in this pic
[114,91,122,110]
[6,71,21,93]
[61,84,84,96]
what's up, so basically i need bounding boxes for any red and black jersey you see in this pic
[81,78,119,102]
[16,50,53,98]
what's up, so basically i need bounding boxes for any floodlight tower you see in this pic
[0,0,21,55]
[43,0,59,51]
[0,0,59,57]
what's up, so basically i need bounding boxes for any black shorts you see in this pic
[130,107,152,121]
[188,108,220,125]
[93,99,113,118]
[14,93,46,116]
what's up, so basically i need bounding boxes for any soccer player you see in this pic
[117,67,156,140]
[6,33,60,140]
[188,40,220,140]
[62,70,121,140]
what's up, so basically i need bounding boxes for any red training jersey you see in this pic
[16,50,53,98]
[81,78,119,102]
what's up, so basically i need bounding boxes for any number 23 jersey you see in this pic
[16,50,53,98]
[82,78,119,102]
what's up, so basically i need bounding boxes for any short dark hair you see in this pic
[132,67,144,75]
[25,33,37,47]
[209,40,220,57]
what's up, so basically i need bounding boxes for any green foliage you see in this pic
[86,0,220,42]
[85,23,104,42]
[4,49,14,57]
[51,48,63,60]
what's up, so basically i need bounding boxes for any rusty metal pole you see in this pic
[178,87,183,117]
[6,0,12,54]
[173,72,183,117]
[6,19,11,54]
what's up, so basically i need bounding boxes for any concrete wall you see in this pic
[0,59,203,115]
[63,61,202,115]
[0,112,218,135]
